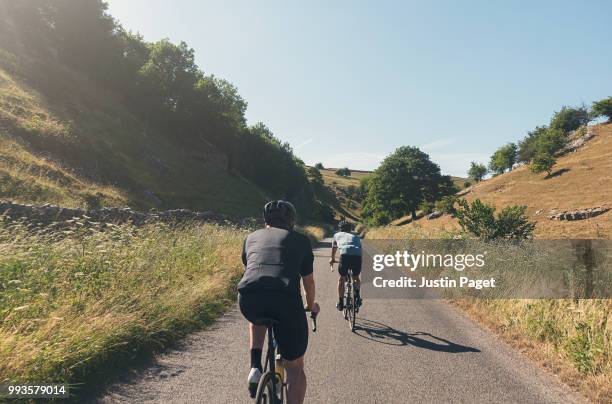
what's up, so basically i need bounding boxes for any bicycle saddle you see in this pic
[253,317,279,326]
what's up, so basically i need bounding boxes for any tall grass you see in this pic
[0,219,247,391]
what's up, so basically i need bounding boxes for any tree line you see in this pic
[467,98,612,182]
[0,0,329,220]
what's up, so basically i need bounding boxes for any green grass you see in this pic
[0,219,248,393]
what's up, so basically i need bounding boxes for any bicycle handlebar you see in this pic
[305,309,318,332]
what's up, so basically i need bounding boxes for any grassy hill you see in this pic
[317,168,370,221]
[371,123,612,239]
[0,52,267,215]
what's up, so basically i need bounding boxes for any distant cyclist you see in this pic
[237,200,320,404]
[330,220,362,311]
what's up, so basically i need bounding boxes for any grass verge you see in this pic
[0,219,247,397]
[453,299,610,403]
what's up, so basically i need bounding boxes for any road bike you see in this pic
[343,268,357,332]
[252,311,317,403]
[331,263,357,332]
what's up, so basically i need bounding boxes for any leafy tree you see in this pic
[467,162,487,182]
[550,105,590,133]
[362,146,453,224]
[419,201,435,215]
[314,162,324,169]
[455,199,535,240]
[335,167,351,177]
[530,152,556,176]
[592,97,612,122]
[307,166,324,189]
[518,126,548,163]
[488,143,517,175]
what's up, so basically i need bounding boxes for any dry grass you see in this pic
[454,299,611,403]
[0,133,127,208]
[0,220,247,393]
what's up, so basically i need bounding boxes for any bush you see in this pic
[335,167,351,177]
[592,97,612,122]
[530,152,556,176]
[455,199,535,240]
[419,201,435,215]
[464,181,472,188]
[434,195,458,215]
[314,162,324,169]
[550,105,590,133]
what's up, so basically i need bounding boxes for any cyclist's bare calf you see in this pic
[285,356,306,404]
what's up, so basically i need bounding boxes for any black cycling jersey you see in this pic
[237,227,314,297]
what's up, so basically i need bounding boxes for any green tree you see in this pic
[530,152,556,176]
[314,162,324,169]
[307,166,324,189]
[467,162,487,182]
[518,126,548,163]
[335,167,351,177]
[592,97,612,122]
[550,105,590,133]
[362,146,452,224]
[455,199,535,240]
[488,143,517,175]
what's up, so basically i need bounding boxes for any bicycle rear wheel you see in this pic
[255,371,282,404]
[347,288,356,332]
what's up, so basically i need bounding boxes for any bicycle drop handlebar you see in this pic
[305,309,318,332]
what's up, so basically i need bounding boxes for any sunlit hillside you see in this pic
[370,123,612,239]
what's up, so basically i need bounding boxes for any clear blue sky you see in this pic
[107,0,611,176]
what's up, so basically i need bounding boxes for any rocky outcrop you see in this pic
[548,207,610,221]
[0,201,258,228]
[427,211,443,220]
[561,126,596,154]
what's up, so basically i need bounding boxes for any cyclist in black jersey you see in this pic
[238,200,320,404]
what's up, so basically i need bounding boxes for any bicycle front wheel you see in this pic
[255,371,282,404]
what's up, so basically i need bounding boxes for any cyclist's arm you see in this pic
[330,236,338,263]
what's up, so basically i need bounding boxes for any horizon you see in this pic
[107,0,612,176]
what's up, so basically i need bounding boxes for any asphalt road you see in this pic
[100,239,584,404]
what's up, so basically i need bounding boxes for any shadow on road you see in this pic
[354,318,480,353]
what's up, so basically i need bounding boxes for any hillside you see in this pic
[316,168,370,221]
[373,123,612,239]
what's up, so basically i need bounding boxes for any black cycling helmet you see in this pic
[338,220,352,232]
[263,200,297,229]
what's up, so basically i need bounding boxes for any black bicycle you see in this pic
[252,311,317,404]
[343,268,357,332]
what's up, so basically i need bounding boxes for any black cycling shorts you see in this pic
[238,291,308,361]
[338,254,362,277]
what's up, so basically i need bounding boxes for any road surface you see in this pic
[100,239,584,403]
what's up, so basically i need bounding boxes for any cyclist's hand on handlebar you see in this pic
[305,302,320,315]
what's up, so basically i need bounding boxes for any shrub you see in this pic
[335,167,351,177]
[455,199,535,240]
[419,201,435,215]
[464,181,472,188]
[434,195,458,215]
[550,105,590,133]
[314,162,324,169]
[592,96,612,122]
[530,152,556,176]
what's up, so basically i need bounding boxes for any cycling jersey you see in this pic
[332,231,362,256]
[237,227,314,297]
